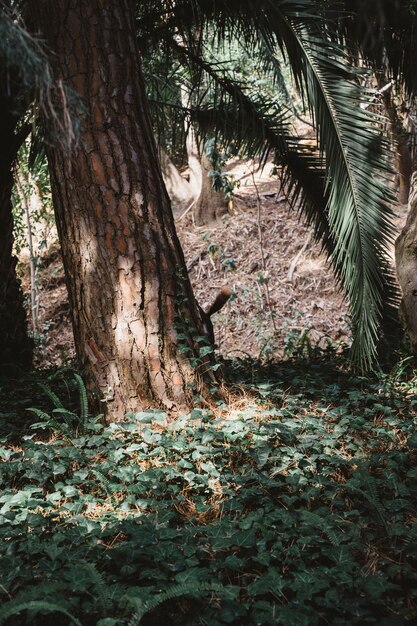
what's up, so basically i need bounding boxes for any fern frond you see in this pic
[38,382,65,410]
[348,472,388,534]
[73,373,89,425]
[27,407,53,422]
[128,582,227,625]
[0,600,82,626]
[81,562,112,614]
[92,469,114,496]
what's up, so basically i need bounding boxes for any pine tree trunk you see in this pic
[29,0,214,420]
[0,105,33,370]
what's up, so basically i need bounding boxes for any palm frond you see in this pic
[335,0,417,96]
[282,20,398,368]
[137,0,399,369]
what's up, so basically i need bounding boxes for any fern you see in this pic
[52,407,78,427]
[302,510,341,546]
[27,407,54,422]
[27,407,70,435]
[29,372,91,435]
[92,469,114,496]
[37,382,65,409]
[347,472,388,535]
[82,562,112,615]
[0,600,82,626]
[128,582,226,625]
[74,372,89,427]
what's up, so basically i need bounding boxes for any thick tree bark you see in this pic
[395,172,417,351]
[29,0,214,420]
[0,102,33,370]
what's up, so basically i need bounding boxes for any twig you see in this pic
[287,235,311,282]
[16,173,39,334]
[176,198,196,222]
[251,171,277,331]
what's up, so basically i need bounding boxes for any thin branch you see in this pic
[287,234,311,282]
[251,171,277,332]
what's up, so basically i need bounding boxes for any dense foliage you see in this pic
[1,356,416,625]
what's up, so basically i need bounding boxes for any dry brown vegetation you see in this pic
[24,160,351,366]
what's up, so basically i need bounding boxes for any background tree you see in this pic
[0,6,56,369]
[0,3,81,369]
[0,8,35,369]
[0,83,32,369]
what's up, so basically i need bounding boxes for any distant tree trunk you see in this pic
[378,79,413,204]
[29,0,214,420]
[180,69,228,226]
[397,136,413,205]
[183,114,228,226]
[193,153,229,226]
[0,104,32,369]
[158,148,194,216]
[395,172,417,351]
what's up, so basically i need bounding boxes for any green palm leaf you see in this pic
[282,20,398,368]
[138,0,400,369]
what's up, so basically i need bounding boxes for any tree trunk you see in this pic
[397,135,413,205]
[181,85,228,226]
[395,172,417,351]
[158,148,194,216]
[0,104,33,370]
[29,0,214,420]
[378,79,413,204]
[193,153,229,226]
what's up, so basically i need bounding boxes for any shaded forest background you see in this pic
[17,157,353,368]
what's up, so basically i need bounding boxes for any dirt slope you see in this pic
[26,161,350,366]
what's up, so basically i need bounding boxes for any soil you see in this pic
[24,160,355,367]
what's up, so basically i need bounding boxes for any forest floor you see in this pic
[4,162,416,626]
[1,358,417,625]
[26,159,353,367]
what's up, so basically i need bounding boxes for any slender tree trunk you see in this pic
[0,105,33,370]
[378,79,413,204]
[29,0,214,420]
[395,172,417,351]
[181,88,228,226]
[15,173,39,334]
[193,153,228,225]
[158,147,194,216]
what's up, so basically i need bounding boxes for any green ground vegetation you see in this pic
[0,354,416,625]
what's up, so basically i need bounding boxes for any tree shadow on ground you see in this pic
[0,353,417,624]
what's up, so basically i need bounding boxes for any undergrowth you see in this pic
[0,357,417,624]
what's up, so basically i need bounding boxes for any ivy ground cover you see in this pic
[0,359,416,624]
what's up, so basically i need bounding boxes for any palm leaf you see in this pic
[335,0,417,97]
[281,20,398,368]
[138,0,400,369]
